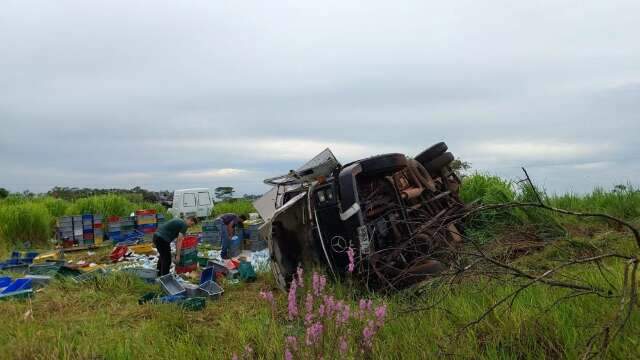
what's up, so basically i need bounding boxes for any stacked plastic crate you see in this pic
[120,216,135,238]
[107,216,121,243]
[72,215,84,247]
[156,213,166,225]
[82,214,94,246]
[135,209,158,237]
[93,215,104,245]
[176,235,198,273]
[201,219,223,247]
[245,221,266,251]
[57,216,74,248]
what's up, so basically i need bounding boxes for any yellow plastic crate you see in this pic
[129,243,155,254]
[137,218,157,225]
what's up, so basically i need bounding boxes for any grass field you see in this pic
[1,228,637,359]
[1,175,639,359]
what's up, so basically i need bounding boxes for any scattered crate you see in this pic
[199,267,224,300]
[157,274,186,296]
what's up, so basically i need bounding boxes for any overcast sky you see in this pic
[1,0,639,196]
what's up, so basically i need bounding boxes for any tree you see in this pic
[0,188,8,199]
[214,187,235,201]
[450,158,471,176]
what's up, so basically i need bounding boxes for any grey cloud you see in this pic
[1,0,639,195]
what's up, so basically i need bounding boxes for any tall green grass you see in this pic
[0,202,52,251]
[549,184,640,221]
[65,194,140,217]
[0,195,169,257]
[460,173,564,242]
[34,197,69,217]
[460,173,640,245]
[212,199,256,218]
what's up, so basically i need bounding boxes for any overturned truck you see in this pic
[254,143,466,291]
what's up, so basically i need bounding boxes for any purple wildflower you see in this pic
[312,272,327,296]
[358,299,372,318]
[286,336,298,351]
[334,300,345,323]
[319,274,327,293]
[296,266,304,288]
[259,290,274,305]
[244,345,253,355]
[339,336,348,354]
[305,322,324,346]
[347,246,355,273]
[312,272,320,296]
[288,279,298,320]
[318,303,325,318]
[304,292,314,325]
[324,295,336,317]
[284,349,293,360]
[374,304,387,326]
[339,302,350,325]
[362,319,376,349]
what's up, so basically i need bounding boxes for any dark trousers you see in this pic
[153,235,171,276]
[220,227,231,260]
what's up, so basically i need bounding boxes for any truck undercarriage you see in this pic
[254,143,466,291]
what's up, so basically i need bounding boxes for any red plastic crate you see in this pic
[107,216,120,223]
[135,209,157,216]
[180,235,198,249]
[175,264,197,274]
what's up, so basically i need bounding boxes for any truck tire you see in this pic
[425,152,454,176]
[415,142,448,166]
[359,153,407,176]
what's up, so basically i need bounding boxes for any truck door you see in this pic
[182,192,197,216]
[197,191,212,218]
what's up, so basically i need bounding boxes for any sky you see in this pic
[1,0,639,196]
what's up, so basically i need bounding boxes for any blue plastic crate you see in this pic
[0,289,33,300]
[249,240,267,251]
[1,278,32,294]
[0,263,29,273]
[0,276,11,288]
[6,258,22,265]
[199,267,224,299]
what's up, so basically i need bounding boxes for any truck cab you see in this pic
[169,188,214,219]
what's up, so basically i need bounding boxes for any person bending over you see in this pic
[153,216,198,276]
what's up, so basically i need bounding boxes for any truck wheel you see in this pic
[406,259,445,276]
[359,153,407,176]
[415,142,448,166]
[425,152,454,176]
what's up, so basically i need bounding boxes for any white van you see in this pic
[169,188,214,219]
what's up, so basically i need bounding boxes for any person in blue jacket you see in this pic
[217,213,247,259]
